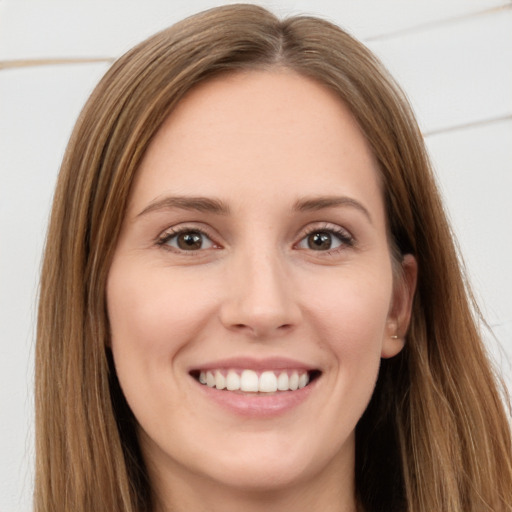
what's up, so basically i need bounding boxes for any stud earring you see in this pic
[390,334,399,339]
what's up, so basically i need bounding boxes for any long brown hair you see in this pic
[35,4,512,511]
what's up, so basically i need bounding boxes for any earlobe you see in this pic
[381,253,418,359]
[381,331,405,359]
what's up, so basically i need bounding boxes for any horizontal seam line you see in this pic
[0,57,114,70]
[423,114,512,137]
[365,4,511,42]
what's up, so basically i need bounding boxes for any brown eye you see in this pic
[163,230,214,251]
[297,228,352,252]
[177,232,203,250]
[307,232,333,250]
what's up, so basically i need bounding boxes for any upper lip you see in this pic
[189,356,319,373]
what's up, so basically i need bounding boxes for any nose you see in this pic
[219,250,302,339]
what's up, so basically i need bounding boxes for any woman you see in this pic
[35,4,512,512]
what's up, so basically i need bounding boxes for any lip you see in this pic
[189,356,318,373]
[189,357,321,418]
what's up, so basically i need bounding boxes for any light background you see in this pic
[1,1,511,510]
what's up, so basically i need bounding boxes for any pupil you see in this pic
[309,232,331,250]
[178,232,202,250]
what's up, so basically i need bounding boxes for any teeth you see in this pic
[259,371,278,392]
[240,370,259,392]
[277,372,289,391]
[289,371,299,391]
[215,370,226,390]
[206,371,215,388]
[226,370,240,391]
[197,369,311,393]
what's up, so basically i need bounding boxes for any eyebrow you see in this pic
[137,196,231,217]
[137,194,372,223]
[293,196,373,224]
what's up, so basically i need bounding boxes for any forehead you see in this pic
[129,69,384,221]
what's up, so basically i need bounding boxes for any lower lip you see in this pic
[193,377,317,418]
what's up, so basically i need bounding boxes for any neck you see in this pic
[155,475,357,512]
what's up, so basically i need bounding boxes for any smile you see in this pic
[196,369,313,393]
[189,360,321,416]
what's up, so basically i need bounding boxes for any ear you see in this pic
[381,253,417,359]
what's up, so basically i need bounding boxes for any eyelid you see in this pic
[294,222,355,251]
[154,221,355,255]
[156,223,221,252]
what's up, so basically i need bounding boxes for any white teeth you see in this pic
[259,371,278,392]
[240,370,259,392]
[289,371,299,390]
[206,371,215,388]
[215,370,226,390]
[298,372,309,389]
[226,370,240,391]
[277,372,289,391]
[197,369,312,393]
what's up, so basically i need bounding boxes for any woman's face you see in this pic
[107,70,416,499]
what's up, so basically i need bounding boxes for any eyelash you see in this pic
[156,226,217,254]
[297,224,355,254]
[156,223,355,255]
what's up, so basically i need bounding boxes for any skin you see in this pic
[107,69,417,512]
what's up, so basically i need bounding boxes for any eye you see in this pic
[297,228,353,251]
[159,229,215,251]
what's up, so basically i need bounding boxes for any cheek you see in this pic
[304,264,393,348]
[106,261,224,443]
[302,264,393,401]
[107,263,214,356]
[105,261,220,422]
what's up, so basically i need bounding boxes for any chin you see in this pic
[183,432,349,495]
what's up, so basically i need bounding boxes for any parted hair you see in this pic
[35,4,512,511]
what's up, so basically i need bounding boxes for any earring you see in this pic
[390,334,399,339]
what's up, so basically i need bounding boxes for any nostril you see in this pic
[230,321,295,338]
[219,288,302,337]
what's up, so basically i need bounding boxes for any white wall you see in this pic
[1,1,511,510]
